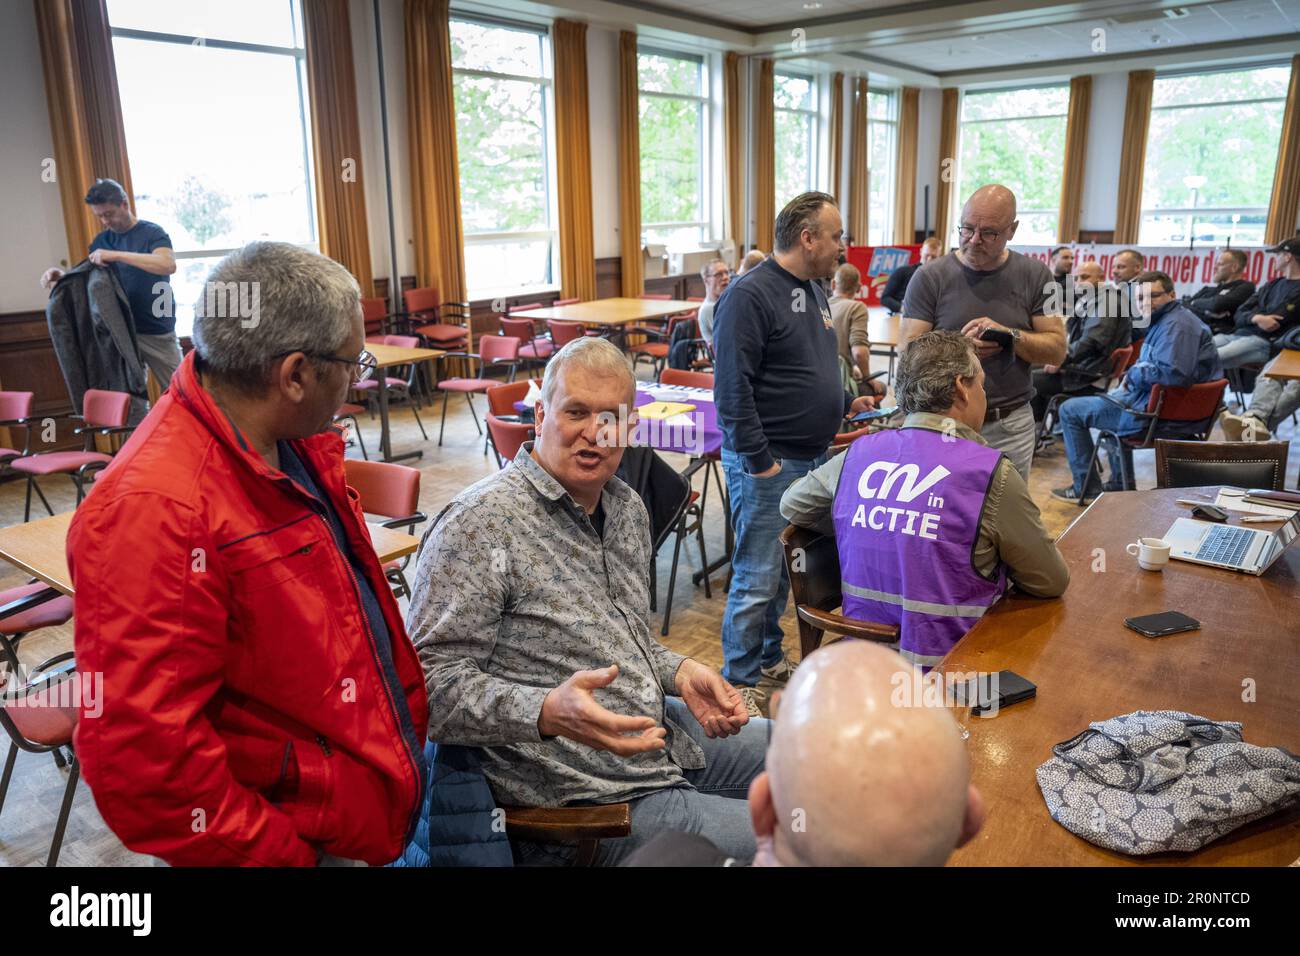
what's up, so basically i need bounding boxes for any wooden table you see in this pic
[366,342,445,462]
[944,486,1300,866]
[867,309,902,380]
[1262,349,1300,382]
[0,511,420,598]
[511,298,697,329]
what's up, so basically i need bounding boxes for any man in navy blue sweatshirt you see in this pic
[713,192,876,717]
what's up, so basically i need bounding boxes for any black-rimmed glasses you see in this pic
[274,348,377,382]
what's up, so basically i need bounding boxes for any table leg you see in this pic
[377,371,422,463]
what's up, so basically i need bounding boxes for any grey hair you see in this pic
[895,331,980,414]
[191,241,359,393]
[541,336,636,407]
[700,257,727,280]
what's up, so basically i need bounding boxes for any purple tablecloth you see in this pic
[511,389,721,457]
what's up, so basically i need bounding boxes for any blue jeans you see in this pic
[515,697,769,866]
[720,448,825,687]
[1060,394,1136,494]
[1214,332,1271,369]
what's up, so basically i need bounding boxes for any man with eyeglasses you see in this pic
[899,184,1067,480]
[696,258,732,349]
[1053,271,1222,504]
[67,241,428,866]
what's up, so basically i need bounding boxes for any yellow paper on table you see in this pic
[638,401,695,420]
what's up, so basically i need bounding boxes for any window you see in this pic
[957,86,1068,245]
[639,49,710,248]
[774,72,818,210]
[107,0,315,337]
[1139,65,1291,247]
[867,90,897,246]
[451,19,558,300]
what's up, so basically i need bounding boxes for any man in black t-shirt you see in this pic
[41,178,182,387]
[1183,249,1254,336]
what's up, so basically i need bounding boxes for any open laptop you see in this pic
[1163,510,1300,575]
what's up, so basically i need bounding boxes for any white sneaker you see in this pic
[1223,412,1271,442]
[737,686,764,719]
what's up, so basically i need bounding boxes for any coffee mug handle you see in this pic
[1126,542,1140,556]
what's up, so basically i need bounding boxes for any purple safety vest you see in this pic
[831,426,1006,668]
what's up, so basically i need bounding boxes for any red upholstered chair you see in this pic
[1083,379,1230,502]
[553,298,581,307]
[659,368,713,390]
[0,584,74,684]
[486,415,535,468]
[629,313,695,376]
[9,389,133,521]
[547,321,587,349]
[0,391,36,469]
[349,335,429,441]
[507,302,546,315]
[436,335,521,445]
[333,403,369,460]
[487,380,535,417]
[500,318,553,375]
[361,296,397,341]
[343,459,426,599]
[403,286,471,352]
[0,648,81,866]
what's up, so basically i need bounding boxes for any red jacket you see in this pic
[68,352,428,866]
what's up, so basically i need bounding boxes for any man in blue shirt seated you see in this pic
[1053,270,1224,504]
[41,178,182,387]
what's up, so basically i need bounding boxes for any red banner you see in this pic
[845,244,921,306]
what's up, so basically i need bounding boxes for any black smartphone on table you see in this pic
[1124,611,1201,638]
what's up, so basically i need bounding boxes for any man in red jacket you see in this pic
[67,241,428,866]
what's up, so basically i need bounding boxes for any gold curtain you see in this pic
[303,0,373,296]
[893,87,919,244]
[1114,69,1154,245]
[724,52,744,263]
[1056,75,1092,243]
[754,58,776,252]
[934,88,960,245]
[1265,54,1300,245]
[847,78,869,243]
[405,0,466,303]
[617,31,642,297]
[35,0,134,263]
[828,72,844,206]
[552,19,596,301]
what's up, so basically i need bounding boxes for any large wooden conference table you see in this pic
[1262,349,1300,382]
[0,511,421,598]
[945,486,1300,867]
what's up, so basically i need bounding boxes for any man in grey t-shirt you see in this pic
[899,184,1066,479]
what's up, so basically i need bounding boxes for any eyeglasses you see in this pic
[957,224,1009,242]
[273,348,377,382]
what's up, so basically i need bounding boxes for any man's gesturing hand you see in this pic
[675,658,750,738]
[538,665,668,755]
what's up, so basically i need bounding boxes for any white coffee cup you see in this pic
[1126,537,1171,571]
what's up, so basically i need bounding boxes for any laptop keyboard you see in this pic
[1194,525,1255,566]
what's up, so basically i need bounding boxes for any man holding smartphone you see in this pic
[899,184,1067,480]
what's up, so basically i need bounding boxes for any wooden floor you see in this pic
[0,364,1294,866]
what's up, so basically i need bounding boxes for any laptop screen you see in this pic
[1256,510,1300,572]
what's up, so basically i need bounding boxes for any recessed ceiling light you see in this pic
[802,2,822,8]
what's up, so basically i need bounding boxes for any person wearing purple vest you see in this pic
[781,332,1069,668]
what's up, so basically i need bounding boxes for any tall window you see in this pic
[451,19,558,300]
[1140,65,1291,247]
[107,0,315,337]
[958,86,1068,245]
[867,90,897,246]
[774,71,818,210]
[639,49,710,248]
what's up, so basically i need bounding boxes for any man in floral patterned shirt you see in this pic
[408,337,768,865]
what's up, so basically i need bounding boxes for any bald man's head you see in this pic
[1075,260,1104,285]
[958,184,1018,269]
[751,641,981,866]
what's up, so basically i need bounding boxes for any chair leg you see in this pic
[73,476,84,506]
[31,478,53,516]
[0,741,17,818]
[352,417,369,460]
[0,634,24,685]
[23,476,32,522]
[47,754,79,867]
[661,521,686,637]
[1080,439,1104,506]
[464,393,482,436]
[408,399,428,442]
[438,391,450,446]
[694,509,711,599]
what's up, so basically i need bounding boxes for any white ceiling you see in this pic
[872,0,1300,74]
